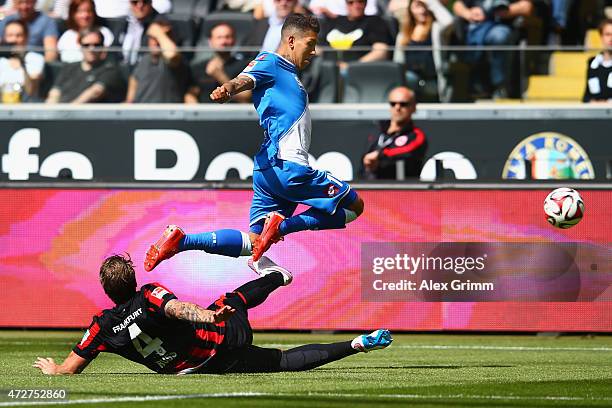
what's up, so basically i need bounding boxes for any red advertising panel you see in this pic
[0,189,610,331]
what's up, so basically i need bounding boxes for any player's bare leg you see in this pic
[346,195,364,217]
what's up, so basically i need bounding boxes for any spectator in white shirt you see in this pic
[0,19,45,102]
[46,0,171,20]
[57,0,114,63]
[117,0,167,66]
[309,0,377,18]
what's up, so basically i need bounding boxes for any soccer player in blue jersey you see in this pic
[144,14,364,272]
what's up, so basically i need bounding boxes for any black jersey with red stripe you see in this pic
[72,283,225,374]
[362,121,428,179]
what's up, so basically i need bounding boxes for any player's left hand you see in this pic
[32,357,59,375]
[213,305,235,323]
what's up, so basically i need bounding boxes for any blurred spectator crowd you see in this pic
[0,0,609,104]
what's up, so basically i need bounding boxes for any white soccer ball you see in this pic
[543,188,585,229]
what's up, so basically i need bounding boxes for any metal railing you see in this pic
[0,44,607,103]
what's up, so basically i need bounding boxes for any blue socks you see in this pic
[179,229,251,258]
[279,208,348,236]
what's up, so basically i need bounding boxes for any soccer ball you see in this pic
[543,188,584,229]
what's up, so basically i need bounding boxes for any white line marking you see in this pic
[405,345,612,352]
[0,393,265,407]
[1,392,611,406]
[0,342,72,346]
[258,343,612,351]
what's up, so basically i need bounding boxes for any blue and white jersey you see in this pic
[239,52,311,170]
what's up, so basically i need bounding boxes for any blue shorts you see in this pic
[249,160,357,232]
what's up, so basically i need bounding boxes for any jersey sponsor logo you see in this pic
[255,54,268,61]
[112,308,143,333]
[502,132,595,179]
[151,286,169,300]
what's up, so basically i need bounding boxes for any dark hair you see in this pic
[209,22,235,38]
[599,18,612,34]
[67,0,103,32]
[281,13,320,38]
[4,19,29,40]
[78,27,104,45]
[99,254,137,304]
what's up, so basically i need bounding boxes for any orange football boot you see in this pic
[144,225,185,272]
[251,212,285,262]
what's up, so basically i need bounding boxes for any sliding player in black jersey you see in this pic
[33,254,392,375]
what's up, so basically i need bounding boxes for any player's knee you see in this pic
[349,196,364,217]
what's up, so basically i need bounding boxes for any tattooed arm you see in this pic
[210,75,255,104]
[164,299,235,324]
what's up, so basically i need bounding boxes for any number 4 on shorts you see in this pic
[128,323,166,358]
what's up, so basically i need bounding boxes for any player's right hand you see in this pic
[33,357,59,375]
[210,84,232,104]
[213,305,235,323]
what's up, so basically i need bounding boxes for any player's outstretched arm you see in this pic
[210,75,254,104]
[164,299,235,324]
[32,351,90,375]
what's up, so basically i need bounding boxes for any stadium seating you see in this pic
[301,59,339,103]
[167,14,200,47]
[103,17,128,41]
[39,60,64,100]
[193,0,216,17]
[172,0,197,15]
[198,11,254,46]
[342,61,406,103]
[382,15,399,41]
[525,49,598,101]
[193,11,254,62]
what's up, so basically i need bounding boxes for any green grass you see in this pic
[1,331,611,407]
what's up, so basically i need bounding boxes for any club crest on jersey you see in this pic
[327,184,339,197]
[394,135,409,146]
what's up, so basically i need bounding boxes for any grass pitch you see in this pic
[1,331,611,408]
